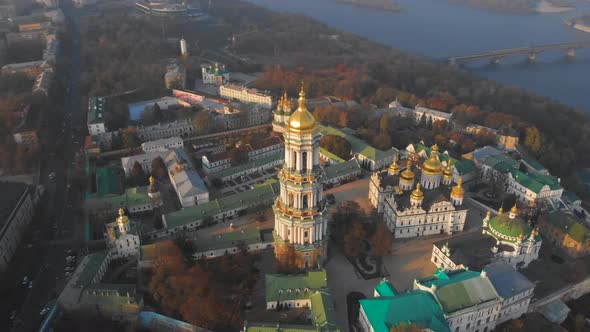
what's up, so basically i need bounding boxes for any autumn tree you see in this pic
[151,156,167,180]
[342,221,366,257]
[192,111,211,135]
[379,113,390,134]
[131,161,146,185]
[122,127,139,149]
[524,127,542,154]
[320,134,351,160]
[370,223,393,256]
[277,241,299,274]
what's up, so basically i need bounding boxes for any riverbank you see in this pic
[334,0,401,11]
[536,0,573,13]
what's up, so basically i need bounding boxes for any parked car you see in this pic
[9,310,16,320]
[48,172,56,180]
[22,276,28,285]
[40,308,49,316]
[28,281,33,289]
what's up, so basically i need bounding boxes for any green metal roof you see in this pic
[310,291,340,332]
[541,211,589,243]
[265,270,327,302]
[164,181,279,229]
[192,228,272,252]
[96,167,123,196]
[527,160,546,171]
[318,125,397,162]
[323,159,361,181]
[208,152,283,180]
[87,186,152,210]
[488,213,534,240]
[454,159,474,176]
[411,142,457,164]
[483,154,519,170]
[509,169,561,194]
[374,280,396,297]
[359,290,450,332]
[319,148,345,164]
[416,268,499,314]
[74,250,109,288]
[564,191,581,203]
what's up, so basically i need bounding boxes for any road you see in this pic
[0,1,88,331]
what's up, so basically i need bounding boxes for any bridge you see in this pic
[449,41,590,65]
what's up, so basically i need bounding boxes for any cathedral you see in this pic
[105,208,140,258]
[369,144,468,238]
[273,85,328,269]
[271,91,294,133]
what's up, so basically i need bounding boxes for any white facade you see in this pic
[136,119,194,141]
[105,210,140,259]
[220,84,273,109]
[505,171,563,204]
[141,137,183,153]
[201,152,231,174]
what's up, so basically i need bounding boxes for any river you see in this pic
[247,0,590,112]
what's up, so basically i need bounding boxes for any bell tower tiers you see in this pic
[273,83,328,270]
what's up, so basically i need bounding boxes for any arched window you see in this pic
[302,151,308,172]
[288,193,294,207]
[303,195,309,209]
[292,150,297,170]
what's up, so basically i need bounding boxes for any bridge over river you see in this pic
[449,41,590,65]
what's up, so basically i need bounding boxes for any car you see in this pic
[40,308,49,316]
[28,281,33,289]
[48,172,56,179]
[22,276,28,285]
[64,272,71,277]
[9,310,16,320]
[66,249,74,255]
[66,255,76,260]
[65,266,75,272]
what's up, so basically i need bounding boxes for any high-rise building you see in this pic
[273,85,328,269]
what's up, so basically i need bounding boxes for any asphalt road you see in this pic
[0,2,87,331]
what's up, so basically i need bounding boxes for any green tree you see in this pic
[524,127,542,154]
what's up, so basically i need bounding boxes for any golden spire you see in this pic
[499,205,504,214]
[443,160,454,178]
[486,210,492,218]
[422,144,443,175]
[117,208,129,226]
[518,232,524,241]
[287,82,316,133]
[451,177,465,198]
[389,154,401,174]
[411,183,424,201]
[149,176,155,185]
[510,203,519,215]
[401,160,415,181]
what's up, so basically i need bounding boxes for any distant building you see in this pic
[136,119,194,141]
[0,5,16,20]
[505,169,563,204]
[135,1,192,16]
[219,84,273,109]
[13,129,38,146]
[141,136,183,153]
[497,127,519,150]
[191,228,274,260]
[104,209,141,258]
[72,0,98,8]
[86,181,162,218]
[1,60,45,78]
[201,63,229,85]
[272,91,295,133]
[201,151,230,175]
[0,183,40,272]
[87,97,107,136]
[164,64,186,90]
[539,211,590,258]
[128,96,185,121]
[245,136,284,161]
[214,102,272,130]
[323,159,362,186]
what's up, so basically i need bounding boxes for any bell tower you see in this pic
[273,83,328,270]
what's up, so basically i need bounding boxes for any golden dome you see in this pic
[443,160,454,178]
[411,183,424,201]
[389,155,401,174]
[531,227,538,236]
[117,208,129,225]
[287,84,316,133]
[499,206,504,214]
[510,203,519,215]
[401,160,415,181]
[486,210,492,218]
[422,144,442,175]
[451,177,465,198]
[518,232,524,240]
[149,176,155,185]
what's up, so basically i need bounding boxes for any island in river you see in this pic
[449,0,572,13]
[334,0,401,11]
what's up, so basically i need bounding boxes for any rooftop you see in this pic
[192,228,273,252]
[87,97,107,125]
[207,152,282,180]
[540,211,589,243]
[323,159,361,181]
[319,125,397,162]
[454,159,474,176]
[463,146,503,163]
[73,250,109,288]
[309,291,340,332]
[488,212,535,241]
[434,232,513,271]
[319,148,345,164]
[95,167,123,196]
[0,182,30,238]
[359,290,449,332]
[265,270,327,302]
[416,268,500,314]
[509,169,561,194]
[87,186,153,211]
[163,180,279,229]
[484,261,535,299]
